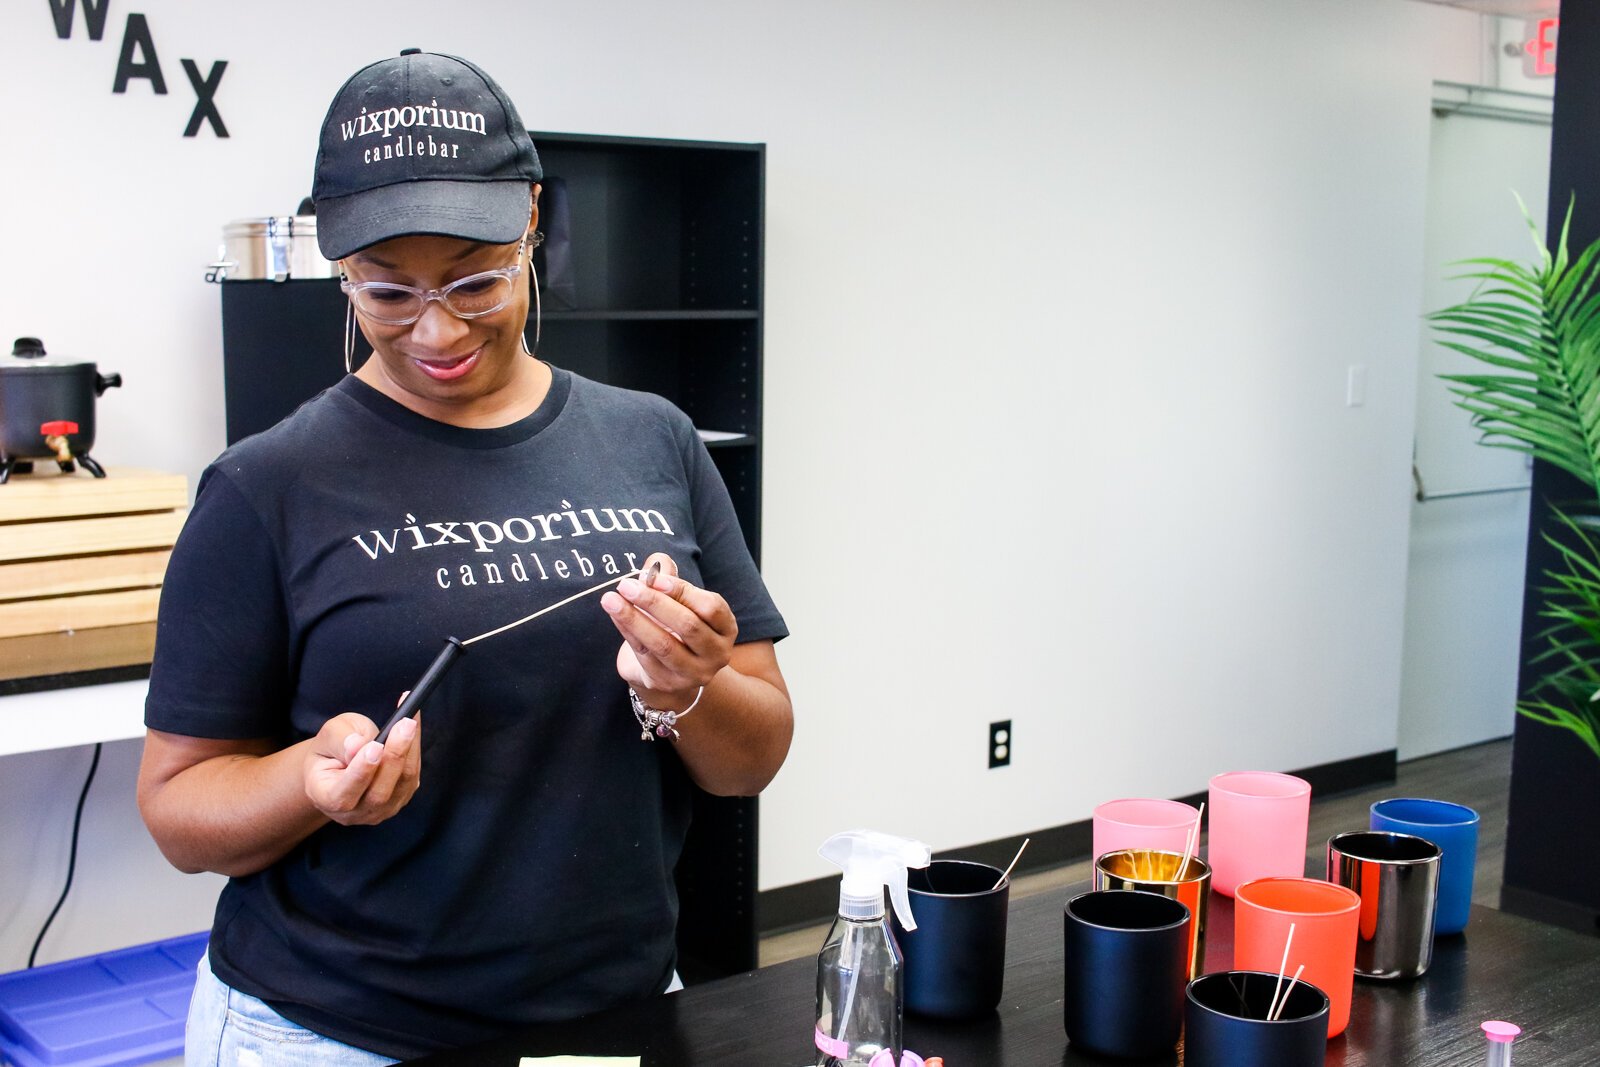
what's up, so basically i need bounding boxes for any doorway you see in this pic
[1399,99,1550,759]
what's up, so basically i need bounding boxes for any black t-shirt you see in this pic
[144,368,786,1057]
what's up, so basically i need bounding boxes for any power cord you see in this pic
[28,742,102,968]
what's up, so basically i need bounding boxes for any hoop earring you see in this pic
[524,261,541,357]
[344,299,356,374]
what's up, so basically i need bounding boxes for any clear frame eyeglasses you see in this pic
[340,236,529,326]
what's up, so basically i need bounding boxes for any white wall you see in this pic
[0,740,225,973]
[761,0,1441,883]
[0,0,1492,966]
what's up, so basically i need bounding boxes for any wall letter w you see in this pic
[48,0,112,40]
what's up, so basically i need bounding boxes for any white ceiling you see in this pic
[1411,0,1558,16]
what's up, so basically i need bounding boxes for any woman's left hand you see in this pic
[601,553,737,703]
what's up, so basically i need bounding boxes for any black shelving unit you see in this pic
[219,132,768,982]
[532,132,767,984]
[532,133,765,563]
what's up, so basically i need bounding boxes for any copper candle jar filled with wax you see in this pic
[1094,849,1211,978]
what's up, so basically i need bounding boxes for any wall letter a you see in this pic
[112,13,166,94]
[49,0,112,40]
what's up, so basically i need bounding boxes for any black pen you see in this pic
[374,637,465,744]
[371,567,649,745]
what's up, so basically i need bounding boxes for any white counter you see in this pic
[0,679,149,757]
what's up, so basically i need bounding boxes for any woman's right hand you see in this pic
[140,705,424,876]
[304,711,422,825]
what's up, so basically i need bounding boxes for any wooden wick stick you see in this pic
[1270,965,1305,1021]
[1267,923,1297,1021]
[991,837,1030,891]
[463,569,642,647]
[1178,802,1205,879]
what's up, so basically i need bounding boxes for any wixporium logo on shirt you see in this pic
[350,500,674,591]
[340,98,487,166]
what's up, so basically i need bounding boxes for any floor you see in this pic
[757,738,1512,967]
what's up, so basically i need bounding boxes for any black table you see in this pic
[405,887,1600,1066]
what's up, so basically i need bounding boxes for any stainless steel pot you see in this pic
[0,337,122,483]
[207,215,338,282]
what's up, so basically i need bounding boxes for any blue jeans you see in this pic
[185,953,686,1065]
[185,954,397,1067]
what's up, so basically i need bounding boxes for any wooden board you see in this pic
[0,622,156,682]
[0,587,162,639]
[0,467,188,523]
[0,509,187,564]
[0,549,172,602]
[0,467,185,673]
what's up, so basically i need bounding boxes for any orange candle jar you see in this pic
[1233,877,1360,1038]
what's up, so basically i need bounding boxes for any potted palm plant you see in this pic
[1431,205,1600,762]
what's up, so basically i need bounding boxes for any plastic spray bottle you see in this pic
[814,830,932,1067]
[1481,1021,1521,1067]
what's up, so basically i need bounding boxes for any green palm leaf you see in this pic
[1514,510,1600,760]
[1432,202,1600,763]
[1430,202,1600,492]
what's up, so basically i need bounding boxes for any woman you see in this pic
[138,50,792,1063]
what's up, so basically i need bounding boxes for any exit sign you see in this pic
[1522,18,1558,79]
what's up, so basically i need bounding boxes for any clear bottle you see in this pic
[813,831,931,1067]
[815,911,901,1067]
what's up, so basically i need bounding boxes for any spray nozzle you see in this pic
[819,830,932,930]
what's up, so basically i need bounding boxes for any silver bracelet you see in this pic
[630,685,704,742]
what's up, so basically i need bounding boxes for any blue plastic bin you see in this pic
[0,933,206,1067]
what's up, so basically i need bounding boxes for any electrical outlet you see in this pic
[989,720,1012,769]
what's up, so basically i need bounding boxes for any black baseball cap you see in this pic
[312,49,543,260]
